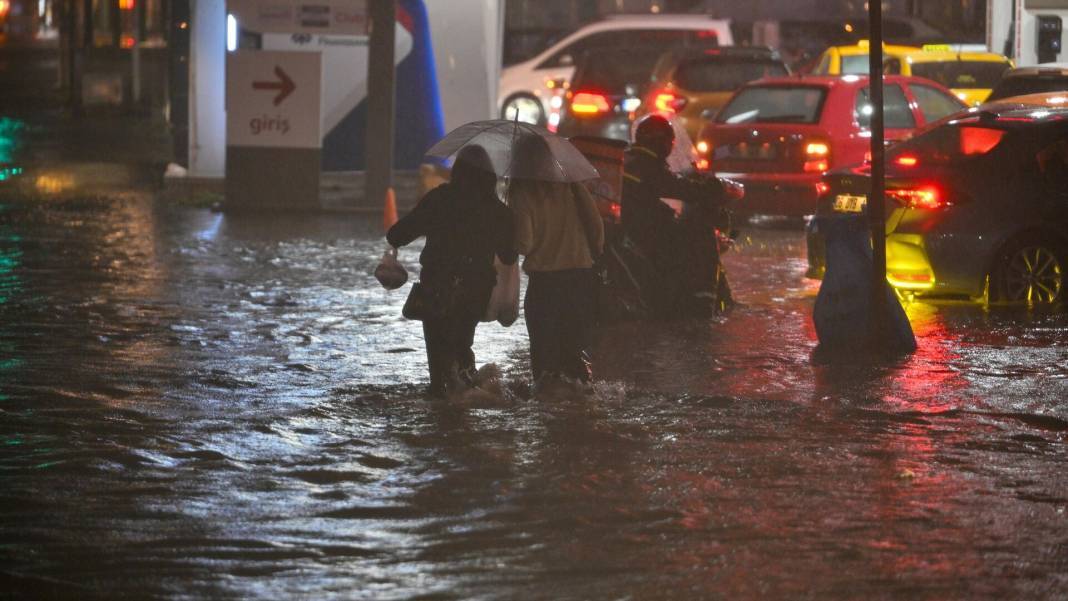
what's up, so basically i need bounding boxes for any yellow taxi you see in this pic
[809,40,920,76]
[886,46,1014,105]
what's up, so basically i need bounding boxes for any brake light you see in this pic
[696,158,711,171]
[894,154,919,167]
[887,186,944,210]
[803,140,830,173]
[696,140,710,155]
[654,91,688,114]
[805,142,830,157]
[815,182,830,196]
[960,126,1005,155]
[570,92,611,116]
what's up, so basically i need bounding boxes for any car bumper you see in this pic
[715,172,822,217]
[805,223,939,293]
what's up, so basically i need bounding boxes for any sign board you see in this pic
[226,50,322,149]
[228,0,369,36]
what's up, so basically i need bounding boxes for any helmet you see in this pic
[634,114,675,159]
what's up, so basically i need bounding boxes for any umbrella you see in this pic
[425,119,600,183]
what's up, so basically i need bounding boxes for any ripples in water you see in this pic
[1,193,1066,599]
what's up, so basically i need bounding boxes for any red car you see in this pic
[697,75,967,216]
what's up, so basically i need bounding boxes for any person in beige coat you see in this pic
[510,176,604,383]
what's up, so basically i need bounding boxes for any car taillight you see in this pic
[960,126,1005,155]
[887,185,944,210]
[894,154,919,167]
[803,140,831,173]
[654,91,688,114]
[570,92,611,116]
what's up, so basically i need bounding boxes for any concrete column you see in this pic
[189,0,226,177]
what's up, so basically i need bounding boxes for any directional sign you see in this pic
[228,0,369,36]
[253,66,296,106]
[227,50,321,149]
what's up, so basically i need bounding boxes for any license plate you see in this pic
[833,194,867,213]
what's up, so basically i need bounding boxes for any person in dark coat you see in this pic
[621,114,731,315]
[387,145,517,398]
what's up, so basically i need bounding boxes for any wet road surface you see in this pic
[1,183,1066,600]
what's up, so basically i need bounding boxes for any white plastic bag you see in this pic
[374,246,408,290]
[483,259,520,326]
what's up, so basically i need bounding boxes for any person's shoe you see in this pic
[457,365,479,389]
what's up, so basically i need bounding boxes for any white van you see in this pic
[500,15,733,126]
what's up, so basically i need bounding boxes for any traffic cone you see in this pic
[383,187,398,232]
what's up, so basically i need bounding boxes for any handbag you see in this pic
[402,276,463,321]
[482,258,521,326]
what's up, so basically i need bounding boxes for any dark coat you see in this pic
[387,181,517,293]
[621,145,726,259]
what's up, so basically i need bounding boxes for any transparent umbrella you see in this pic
[425,119,600,183]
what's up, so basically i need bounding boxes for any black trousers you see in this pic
[420,281,492,394]
[524,268,597,381]
[422,313,480,393]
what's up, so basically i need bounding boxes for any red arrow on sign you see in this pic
[252,66,296,106]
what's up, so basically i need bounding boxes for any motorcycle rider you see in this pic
[620,114,733,316]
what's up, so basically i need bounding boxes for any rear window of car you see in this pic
[674,57,788,92]
[988,75,1068,101]
[910,61,1012,89]
[572,48,670,93]
[716,86,827,124]
[841,55,871,75]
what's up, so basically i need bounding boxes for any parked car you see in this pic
[806,105,1068,304]
[986,64,1068,102]
[498,15,733,126]
[555,46,670,142]
[808,40,920,76]
[696,75,966,216]
[885,47,1013,105]
[636,47,789,143]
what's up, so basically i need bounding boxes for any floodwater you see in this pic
[1,185,1067,600]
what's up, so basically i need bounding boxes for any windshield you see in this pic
[716,86,826,124]
[988,76,1068,101]
[674,58,788,92]
[911,61,1011,89]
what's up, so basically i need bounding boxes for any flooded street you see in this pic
[1,186,1066,600]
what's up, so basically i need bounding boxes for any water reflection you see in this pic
[0,195,1066,599]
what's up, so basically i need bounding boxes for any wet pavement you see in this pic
[2,43,1067,601]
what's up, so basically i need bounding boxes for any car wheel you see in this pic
[991,238,1066,304]
[501,94,544,126]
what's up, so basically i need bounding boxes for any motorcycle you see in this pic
[592,174,743,322]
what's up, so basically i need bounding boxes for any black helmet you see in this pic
[634,114,675,159]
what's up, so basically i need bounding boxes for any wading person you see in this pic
[510,136,605,385]
[387,145,517,398]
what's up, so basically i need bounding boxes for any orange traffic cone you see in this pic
[383,187,398,232]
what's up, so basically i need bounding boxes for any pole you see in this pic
[365,0,396,211]
[132,0,146,106]
[868,0,888,344]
